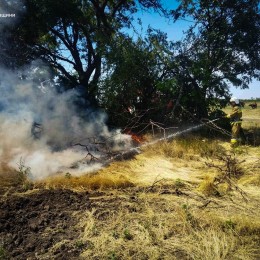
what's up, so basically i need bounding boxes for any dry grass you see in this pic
[34,172,134,190]
[1,103,260,259]
[239,165,260,187]
[71,128,260,259]
[0,163,34,194]
[143,136,225,159]
[77,192,260,260]
[240,174,260,187]
[0,163,19,187]
[197,175,220,196]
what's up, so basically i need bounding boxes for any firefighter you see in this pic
[226,97,243,146]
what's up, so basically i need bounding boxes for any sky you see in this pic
[133,0,260,99]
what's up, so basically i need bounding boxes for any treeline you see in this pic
[1,0,260,128]
[241,99,260,102]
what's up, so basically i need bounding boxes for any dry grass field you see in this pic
[0,102,260,259]
[224,100,260,125]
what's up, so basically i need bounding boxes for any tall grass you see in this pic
[143,136,226,159]
[0,162,33,193]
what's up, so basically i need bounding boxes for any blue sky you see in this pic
[132,0,260,99]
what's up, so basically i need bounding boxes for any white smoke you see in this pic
[0,64,132,180]
[0,0,132,180]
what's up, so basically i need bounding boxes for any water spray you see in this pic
[104,118,221,164]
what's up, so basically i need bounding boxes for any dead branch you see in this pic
[73,143,99,163]
[198,200,212,209]
[198,200,221,209]
[205,153,248,201]
[145,177,168,192]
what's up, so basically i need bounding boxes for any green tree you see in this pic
[170,0,260,117]
[5,0,165,107]
[99,29,177,127]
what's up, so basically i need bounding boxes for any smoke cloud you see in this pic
[0,0,132,180]
[0,64,132,180]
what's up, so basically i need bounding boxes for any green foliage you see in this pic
[224,219,237,231]
[3,0,165,107]
[123,229,133,240]
[182,204,195,224]
[2,0,260,127]
[0,246,8,260]
[100,34,169,126]
[169,0,260,118]
[112,231,120,239]
[65,172,72,179]
[15,157,34,191]
[75,240,85,249]
[174,178,185,189]
[17,157,31,184]
[108,251,119,260]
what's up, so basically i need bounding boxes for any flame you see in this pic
[124,129,145,144]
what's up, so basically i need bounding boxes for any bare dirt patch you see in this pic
[0,189,91,259]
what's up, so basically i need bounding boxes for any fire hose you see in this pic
[178,105,232,137]
[200,118,232,137]
[106,117,228,164]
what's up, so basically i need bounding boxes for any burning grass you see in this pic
[1,132,259,194]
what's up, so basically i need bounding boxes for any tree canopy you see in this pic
[1,0,260,127]
[3,0,165,106]
[170,0,260,117]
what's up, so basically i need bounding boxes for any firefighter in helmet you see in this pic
[226,97,243,146]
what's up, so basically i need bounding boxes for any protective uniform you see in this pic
[226,97,242,146]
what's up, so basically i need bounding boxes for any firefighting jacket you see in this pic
[227,105,242,124]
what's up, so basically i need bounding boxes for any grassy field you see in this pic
[223,100,260,123]
[35,136,260,260]
[0,103,260,259]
